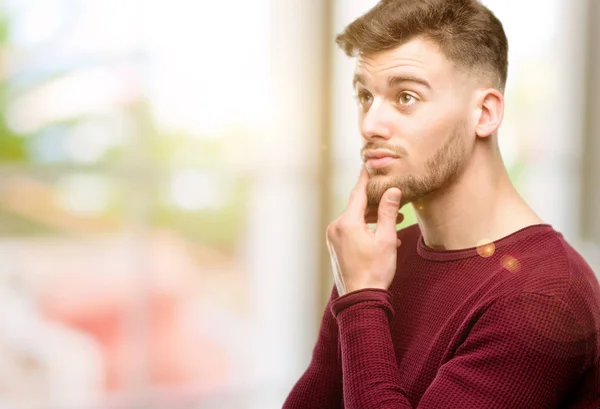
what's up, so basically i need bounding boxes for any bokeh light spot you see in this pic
[476,239,495,258]
[501,255,521,272]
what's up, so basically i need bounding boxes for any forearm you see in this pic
[333,289,413,409]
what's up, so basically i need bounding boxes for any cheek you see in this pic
[400,118,445,154]
[398,116,458,169]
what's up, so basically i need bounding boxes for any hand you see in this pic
[364,206,404,225]
[326,167,403,295]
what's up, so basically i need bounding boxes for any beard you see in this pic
[366,120,468,208]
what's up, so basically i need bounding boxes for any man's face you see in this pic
[354,37,476,208]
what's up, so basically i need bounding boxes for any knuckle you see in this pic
[326,219,343,236]
[338,217,355,231]
[328,214,359,236]
[326,223,336,238]
[337,218,348,229]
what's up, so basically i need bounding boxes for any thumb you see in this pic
[376,188,402,237]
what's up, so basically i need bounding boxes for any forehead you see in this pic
[354,37,458,88]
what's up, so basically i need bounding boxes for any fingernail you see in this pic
[388,188,401,204]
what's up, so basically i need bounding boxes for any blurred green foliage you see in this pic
[0,11,27,162]
[0,6,251,252]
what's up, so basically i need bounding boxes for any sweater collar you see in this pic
[416,223,555,261]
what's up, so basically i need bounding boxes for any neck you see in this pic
[412,142,544,250]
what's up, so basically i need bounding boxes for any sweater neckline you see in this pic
[416,223,555,261]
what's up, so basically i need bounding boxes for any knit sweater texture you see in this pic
[283,224,600,408]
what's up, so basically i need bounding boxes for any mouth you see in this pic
[365,157,397,169]
[362,150,399,170]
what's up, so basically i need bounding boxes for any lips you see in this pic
[362,150,399,170]
[366,156,397,169]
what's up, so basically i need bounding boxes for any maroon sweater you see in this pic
[283,224,600,408]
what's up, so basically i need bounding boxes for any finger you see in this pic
[365,208,404,224]
[364,211,403,224]
[397,239,402,248]
[345,167,369,221]
[364,207,404,222]
[375,188,402,238]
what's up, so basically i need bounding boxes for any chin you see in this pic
[366,175,398,206]
[366,171,418,208]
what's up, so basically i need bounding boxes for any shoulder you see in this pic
[496,228,596,296]
[495,228,600,344]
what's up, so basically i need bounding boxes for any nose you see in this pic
[360,102,394,141]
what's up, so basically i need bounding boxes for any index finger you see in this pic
[345,166,369,220]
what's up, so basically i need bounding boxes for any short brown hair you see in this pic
[336,0,509,90]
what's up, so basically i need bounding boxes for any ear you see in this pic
[473,89,504,138]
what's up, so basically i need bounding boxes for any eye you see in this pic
[397,92,417,106]
[356,90,373,106]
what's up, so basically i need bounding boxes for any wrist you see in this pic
[330,288,394,321]
[345,283,389,294]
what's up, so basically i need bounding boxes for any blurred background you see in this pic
[0,0,598,408]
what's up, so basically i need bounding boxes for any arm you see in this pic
[282,286,343,409]
[332,290,589,409]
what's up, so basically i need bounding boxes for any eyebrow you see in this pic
[352,74,432,91]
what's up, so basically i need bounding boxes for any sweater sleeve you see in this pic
[282,286,343,409]
[332,290,590,409]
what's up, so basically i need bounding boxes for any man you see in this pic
[283,0,600,408]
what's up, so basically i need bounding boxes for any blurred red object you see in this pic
[35,231,230,396]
